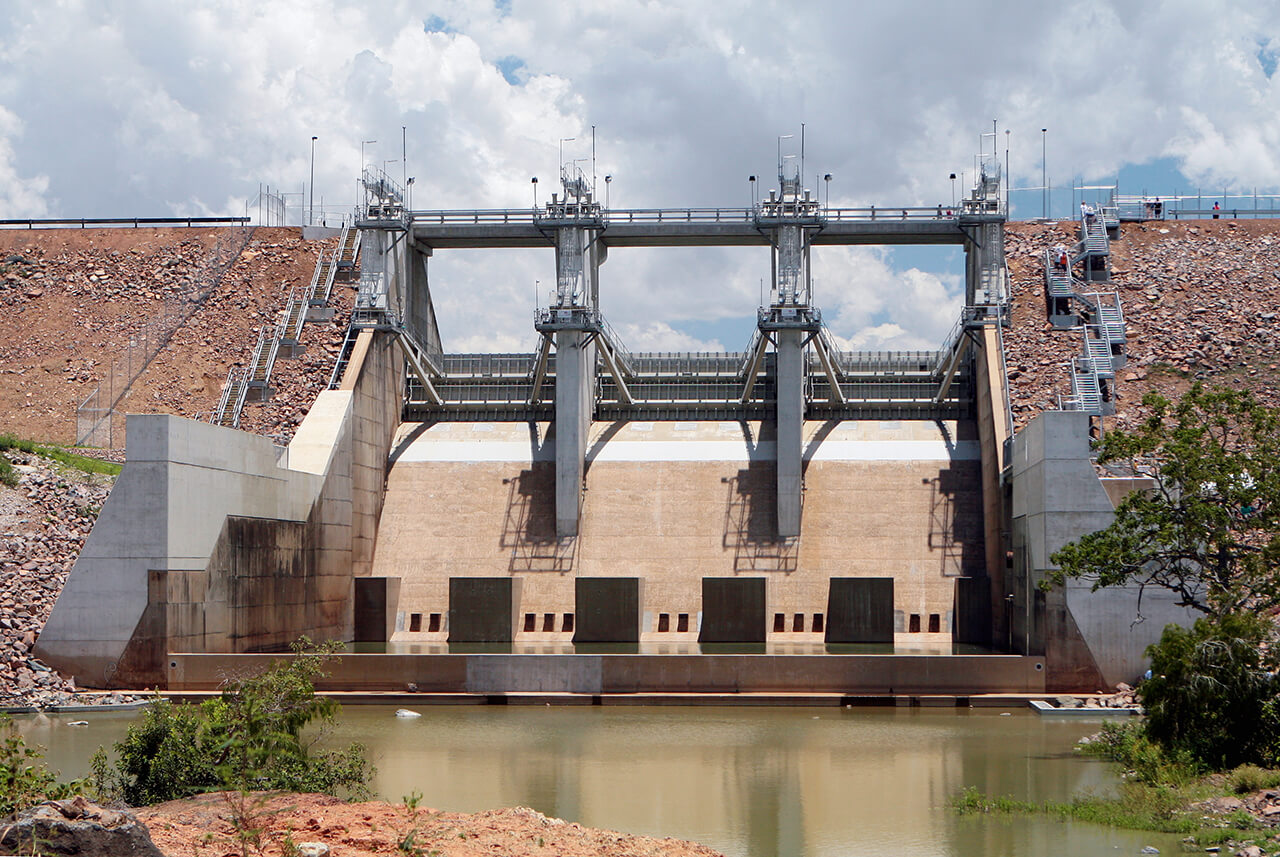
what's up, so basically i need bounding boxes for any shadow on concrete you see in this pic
[722,422,798,573]
[926,462,985,578]
[386,420,435,466]
[500,463,576,574]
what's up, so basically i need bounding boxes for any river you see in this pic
[16,704,1184,857]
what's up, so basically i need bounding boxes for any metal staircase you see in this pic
[1062,357,1105,415]
[335,223,361,277]
[1087,291,1126,357]
[1080,325,1115,379]
[211,231,357,430]
[308,251,338,307]
[1043,213,1126,419]
[279,285,308,347]
[1043,250,1073,301]
[1080,215,1109,259]
[212,367,249,428]
[245,325,282,393]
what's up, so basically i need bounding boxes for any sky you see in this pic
[3,0,1280,353]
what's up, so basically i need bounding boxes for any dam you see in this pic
[33,138,1195,696]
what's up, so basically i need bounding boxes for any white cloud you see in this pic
[0,106,48,218]
[613,321,723,352]
[2,0,1280,345]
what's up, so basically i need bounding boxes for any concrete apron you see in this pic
[166,652,1046,695]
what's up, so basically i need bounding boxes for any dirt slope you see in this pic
[136,792,725,857]
[0,226,351,447]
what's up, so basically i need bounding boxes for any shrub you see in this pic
[100,638,373,805]
[0,715,81,815]
[1080,720,1201,786]
[1140,614,1280,770]
[1228,764,1280,795]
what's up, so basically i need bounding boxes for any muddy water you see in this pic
[19,705,1184,857]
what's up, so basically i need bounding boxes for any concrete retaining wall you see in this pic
[35,328,403,688]
[166,652,1046,694]
[1008,410,1195,690]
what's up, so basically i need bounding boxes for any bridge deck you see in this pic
[404,207,998,249]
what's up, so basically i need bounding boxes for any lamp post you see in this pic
[359,139,376,210]
[401,125,407,189]
[1041,128,1047,219]
[604,174,611,212]
[406,176,414,212]
[531,176,538,209]
[749,175,756,208]
[823,173,832,210]
[1005,129,1011,214]
[950,173,956,208]
[309,136,317,226]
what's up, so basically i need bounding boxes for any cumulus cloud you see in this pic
[2,1,1280,347]
[0,107,48,218]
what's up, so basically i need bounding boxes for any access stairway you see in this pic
[335,223,361,281]
[211,227,358,430]
[1042,210,1129,418]
[211,367,249,428]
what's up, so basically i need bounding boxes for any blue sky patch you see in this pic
[423,15,456,34]
[1257,38,1278,78]
[495,55,527,85]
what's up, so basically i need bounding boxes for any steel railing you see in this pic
[407,204,985,227]
[0,216,250,230]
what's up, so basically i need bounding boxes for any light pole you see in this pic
[1041,128,1047,219]
[749,175,756,208]
[1005,129,1010,214]
[604,174,611,212]
[359,139,376,209]
[401,125,407,189]
[309,136,317,226]
[950,173,956,208]
[823,173,832,210]
[531,176,538,209]
[406,176,414,212]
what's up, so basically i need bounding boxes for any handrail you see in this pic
[407,205,977,227]
[0,217,250,229]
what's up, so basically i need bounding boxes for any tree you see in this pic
[1140,613,1280,769]
[1046,384,1280,618]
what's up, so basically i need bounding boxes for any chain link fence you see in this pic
[75,224,257,448]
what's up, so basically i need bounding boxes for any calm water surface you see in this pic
[18,705,1184,857]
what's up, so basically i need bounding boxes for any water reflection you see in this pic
[16,707,1186,857]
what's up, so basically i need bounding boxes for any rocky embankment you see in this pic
[0,450,146,708]
[0,226,351,447]
[1004,220,1280,431]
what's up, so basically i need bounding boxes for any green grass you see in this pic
[953,724,1280,850]
[0,433,121,485]
[952,784,1264,843]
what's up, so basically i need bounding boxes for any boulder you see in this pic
[0,796,165,856]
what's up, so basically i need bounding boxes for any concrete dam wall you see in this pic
[368,419,987,647]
